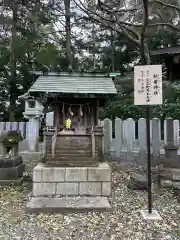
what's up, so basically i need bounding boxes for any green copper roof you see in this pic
[29,75,117,94]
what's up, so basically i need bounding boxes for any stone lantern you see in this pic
[18,93,44,151]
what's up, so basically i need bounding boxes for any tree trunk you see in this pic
[9,1,17,121]
[140,0,150,65]
[110,29,115,72]
[92,23,96,70]
[110,13,115,72]
[64,0,73,70]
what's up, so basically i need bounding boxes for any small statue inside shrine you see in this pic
[65,118,72,129]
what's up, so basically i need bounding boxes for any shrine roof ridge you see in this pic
[26,74,117,95]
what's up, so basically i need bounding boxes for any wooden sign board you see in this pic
[134,65,162,105]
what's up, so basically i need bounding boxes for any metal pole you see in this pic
[146,104,152,213]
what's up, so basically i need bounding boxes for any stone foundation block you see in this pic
[79,182,101,196]
[34,164,65,182]
[56,182,78,195]
[102,182,111,196]
[53,168,66,182]
[32,163,112,197]
[33,164,43,182]
[33,182,56,196]
[88,163,111,181]
[0,163,25,180]
[66,167,87,182]
[41,167,54,182]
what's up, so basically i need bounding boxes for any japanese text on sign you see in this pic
[134,65,162,105]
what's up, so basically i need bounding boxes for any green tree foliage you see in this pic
[0,0,180,121]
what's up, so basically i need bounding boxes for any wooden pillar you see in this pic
[84,105,87,128]
[53,104,56,126]
[54,104,60,126]
[90,104,94,127]
[95,99,99,126]
[93,104,95,126]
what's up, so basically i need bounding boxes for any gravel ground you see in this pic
[0,162,180,240]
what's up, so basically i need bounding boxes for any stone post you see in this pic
[115,118,122,158]
[125,118,135,160]
[0,130,5,156]
[164,120,167,144]
[27,117,41,151]
[152,118,161,161]
[173,120,179,146]
[138,118,146,165]
[164,117,180,168]
[104,119,112,155]
[0,141,4,157]
[0,122,4,135]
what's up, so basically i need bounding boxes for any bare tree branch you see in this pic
[148,22,180,31]
[97,0,142,14]
[74,0,180,48]
[73,0,141,44]
[150,0,180,12]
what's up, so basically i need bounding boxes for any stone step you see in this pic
[52,155,93,160]
[56,146,92,152]
[55,146,91,149]
[56,147,91,150]
[45,161,98,167]
[55,147,91,151]
[50,156,96,161]
[53,154,95,158]
[26,196,111,213]
[56,146,92,150]
[54,152,92,155]
[56,140,91,147]
[55,151,92,155]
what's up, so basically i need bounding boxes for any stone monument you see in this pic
[163,118,180,168]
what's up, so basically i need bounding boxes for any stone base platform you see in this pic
[26,196,112,213]
[32,162,111,197]
[28,162,112,212]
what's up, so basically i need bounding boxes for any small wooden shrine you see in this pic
[25,72,117,167]
[151,46,180,81]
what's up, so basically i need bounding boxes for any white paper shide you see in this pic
[134,65,162,105]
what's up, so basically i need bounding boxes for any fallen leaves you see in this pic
[0,162,179,239]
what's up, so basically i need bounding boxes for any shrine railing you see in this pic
[44,126,55,133]
[44,125,104,135]
[52,126,58,158]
